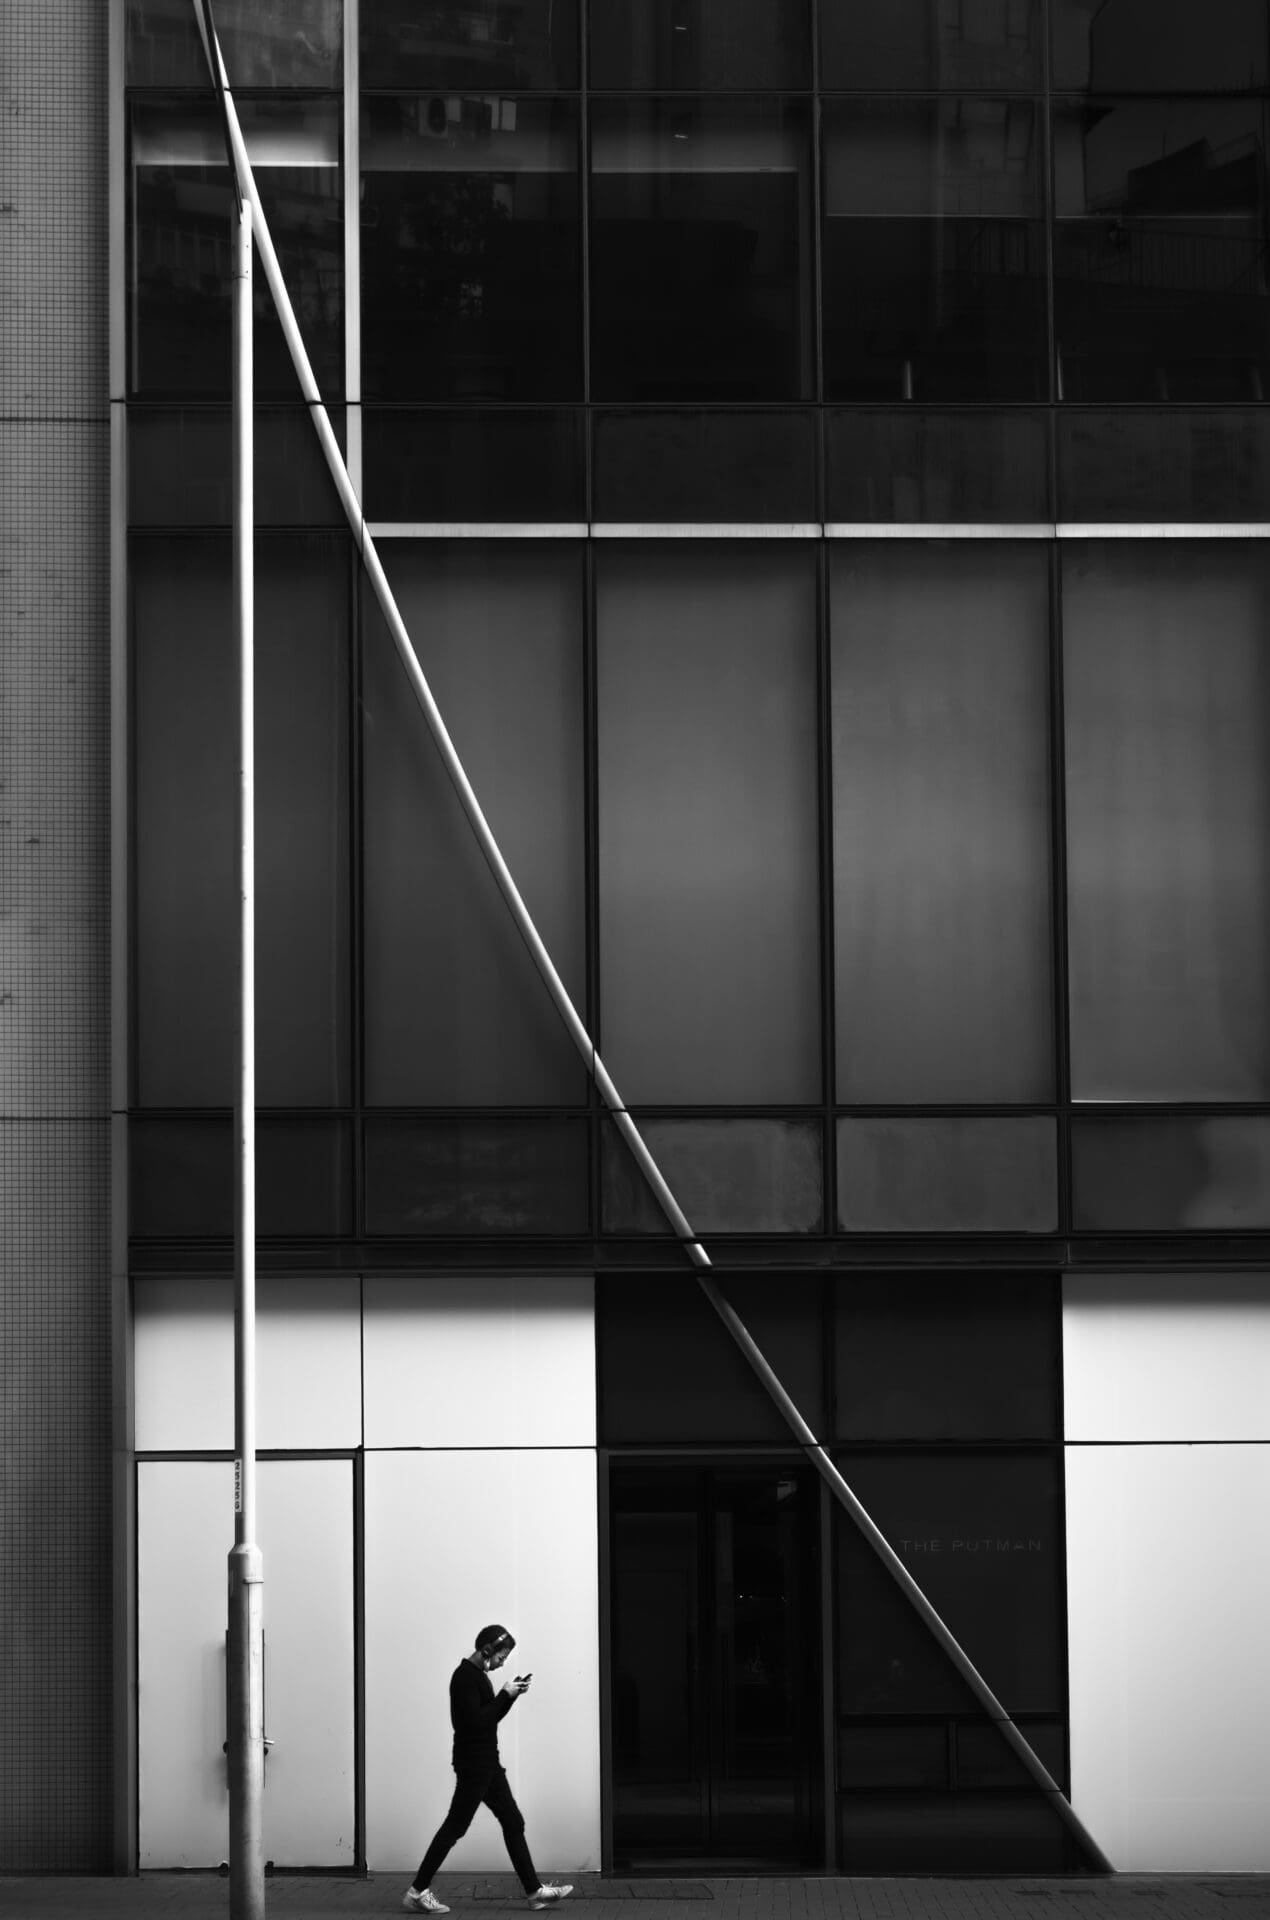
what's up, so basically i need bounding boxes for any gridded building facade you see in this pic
[7,0,1270,1880]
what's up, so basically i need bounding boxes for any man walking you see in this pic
[403,1624,574,1915]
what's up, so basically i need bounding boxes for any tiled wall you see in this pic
[0,0,113,1870]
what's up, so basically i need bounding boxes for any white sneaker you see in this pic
[404,1890,450,1914]
[528,1886,573,1911]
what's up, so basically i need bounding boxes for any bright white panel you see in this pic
[1067,1445,1270,1869]
[362,1276,595,1449]
[134,1275,362,1450]
[1064,1274,1270,1440]
[365,1448,601,1875]
[138,1459,356,1867]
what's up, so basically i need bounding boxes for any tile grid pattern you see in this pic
[0,0,113,1871]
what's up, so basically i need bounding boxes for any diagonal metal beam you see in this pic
[189,5,1112,1875]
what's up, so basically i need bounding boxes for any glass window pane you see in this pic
[1062,542,1270,1101]
[597,543,820,1105]
[127,0,343,86]
[837,1119,1058,1235]
[362,408,584,522]
[839,1724,948,1791]
[834,1274,1060,1442]
[822,100,1046,401]
[364,1117,588,1234]
[128,407,346,527]
[361,97,581,401]
[601,1118,823,1235]
[831,543,1053,1103]
[130,1118,353,1238]
[593,409,817,524]
[840,1791,1074,1875]
[1072,1116,1270,1231]
[1053,100,1270,403]
[130,100,343,399]
[1052,0,1270,91]
[361,0,579,89]
[590,100,813,402]
[133,537,351,1107]
[361,543,586,1105]
[1058,409,1270,523]
[590,0,810,89]
[827,409,1051,524]
[822,0,1044,90]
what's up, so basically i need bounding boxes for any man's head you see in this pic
[475,1624,516,1670]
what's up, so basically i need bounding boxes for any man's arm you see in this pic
[451,1662,518,1734]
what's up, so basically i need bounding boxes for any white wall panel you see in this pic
[365,1448,601,1875]
[134,1275,362,1450]
[362,1275,595,1449]
[1066,1444,1270,1869]
[138,1458,355,1867]
[1064,1274,1270,1440]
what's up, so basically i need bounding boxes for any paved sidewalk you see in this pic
[3,1876,1269,1920]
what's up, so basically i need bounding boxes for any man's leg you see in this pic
[411,1771,488,1892]
[481,1766,540,1895]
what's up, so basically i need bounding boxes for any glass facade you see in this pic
[121,0,1270,1880]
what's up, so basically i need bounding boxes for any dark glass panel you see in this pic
[838,1724,948,1791]
[364,1117,588,1233]
[128,407,346,526]
[596,543,820,1105]
[837,1119,1057,1235]
[133,537,351,1107]
[1062,542,1270,1101]
[130,1117,353,1238]
[597,1273,824,1443]
[1053,100,1270,403]
[362,408,584,520]
[1053,0,1270,92]
[822,0,1044,90]
[839,1791,1073,1874]
[130,100,343,399]
[1058,410,1270,522]
[127,0,343,86]
[822,100,1046,402]
[957,1718,1065,1790]
[361,97,581,401]
[830,542,1053,1103]
[590,0,810,90]
[835,1450,1064,1715]
[361,0,579,90]
[590,100,813,402]
[826,409,1050,524]
[833,1274,1060,1443]
[1072,1117,1270,1231]
[601,1117,823,1234]
[593,409,817,523]
[361,542,586,1105]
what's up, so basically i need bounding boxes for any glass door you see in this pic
[610,1461,821,1869]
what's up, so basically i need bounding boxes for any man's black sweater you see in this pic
[449,1658,517,1770]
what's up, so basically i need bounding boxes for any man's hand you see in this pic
[508,1673,532,1695]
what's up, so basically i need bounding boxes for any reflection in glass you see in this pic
[831,543,1053,1102]
[1062,543,1270,1101]
[822,100,1047,401]
[362,408,584,521]
[364,1117,588,1233]
[1072,1116,1270,1231]
[594,409,817,523]
[127,0,343,86]
[601,1117,823,1234]
[361,97,581,400]
[590,100,813,401]
[590,0,810,90]
[361,0,579,89]
[1053,99,1270,401]
[133,538,351,1107]
[130,100,343,397]
[837,1119,1058,1235]
[597,544,820,1104]
[827,409,1050,524]
[822,0,1043,90]
[1057,410,1270,523]
[361,543,586,1105]
[1052,0,1269,91]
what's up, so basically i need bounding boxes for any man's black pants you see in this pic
[413,1764,539,1894]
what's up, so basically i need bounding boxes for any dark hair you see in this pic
[475,1624,515,1656]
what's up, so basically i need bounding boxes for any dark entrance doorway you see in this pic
[609,1461,822,1870]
